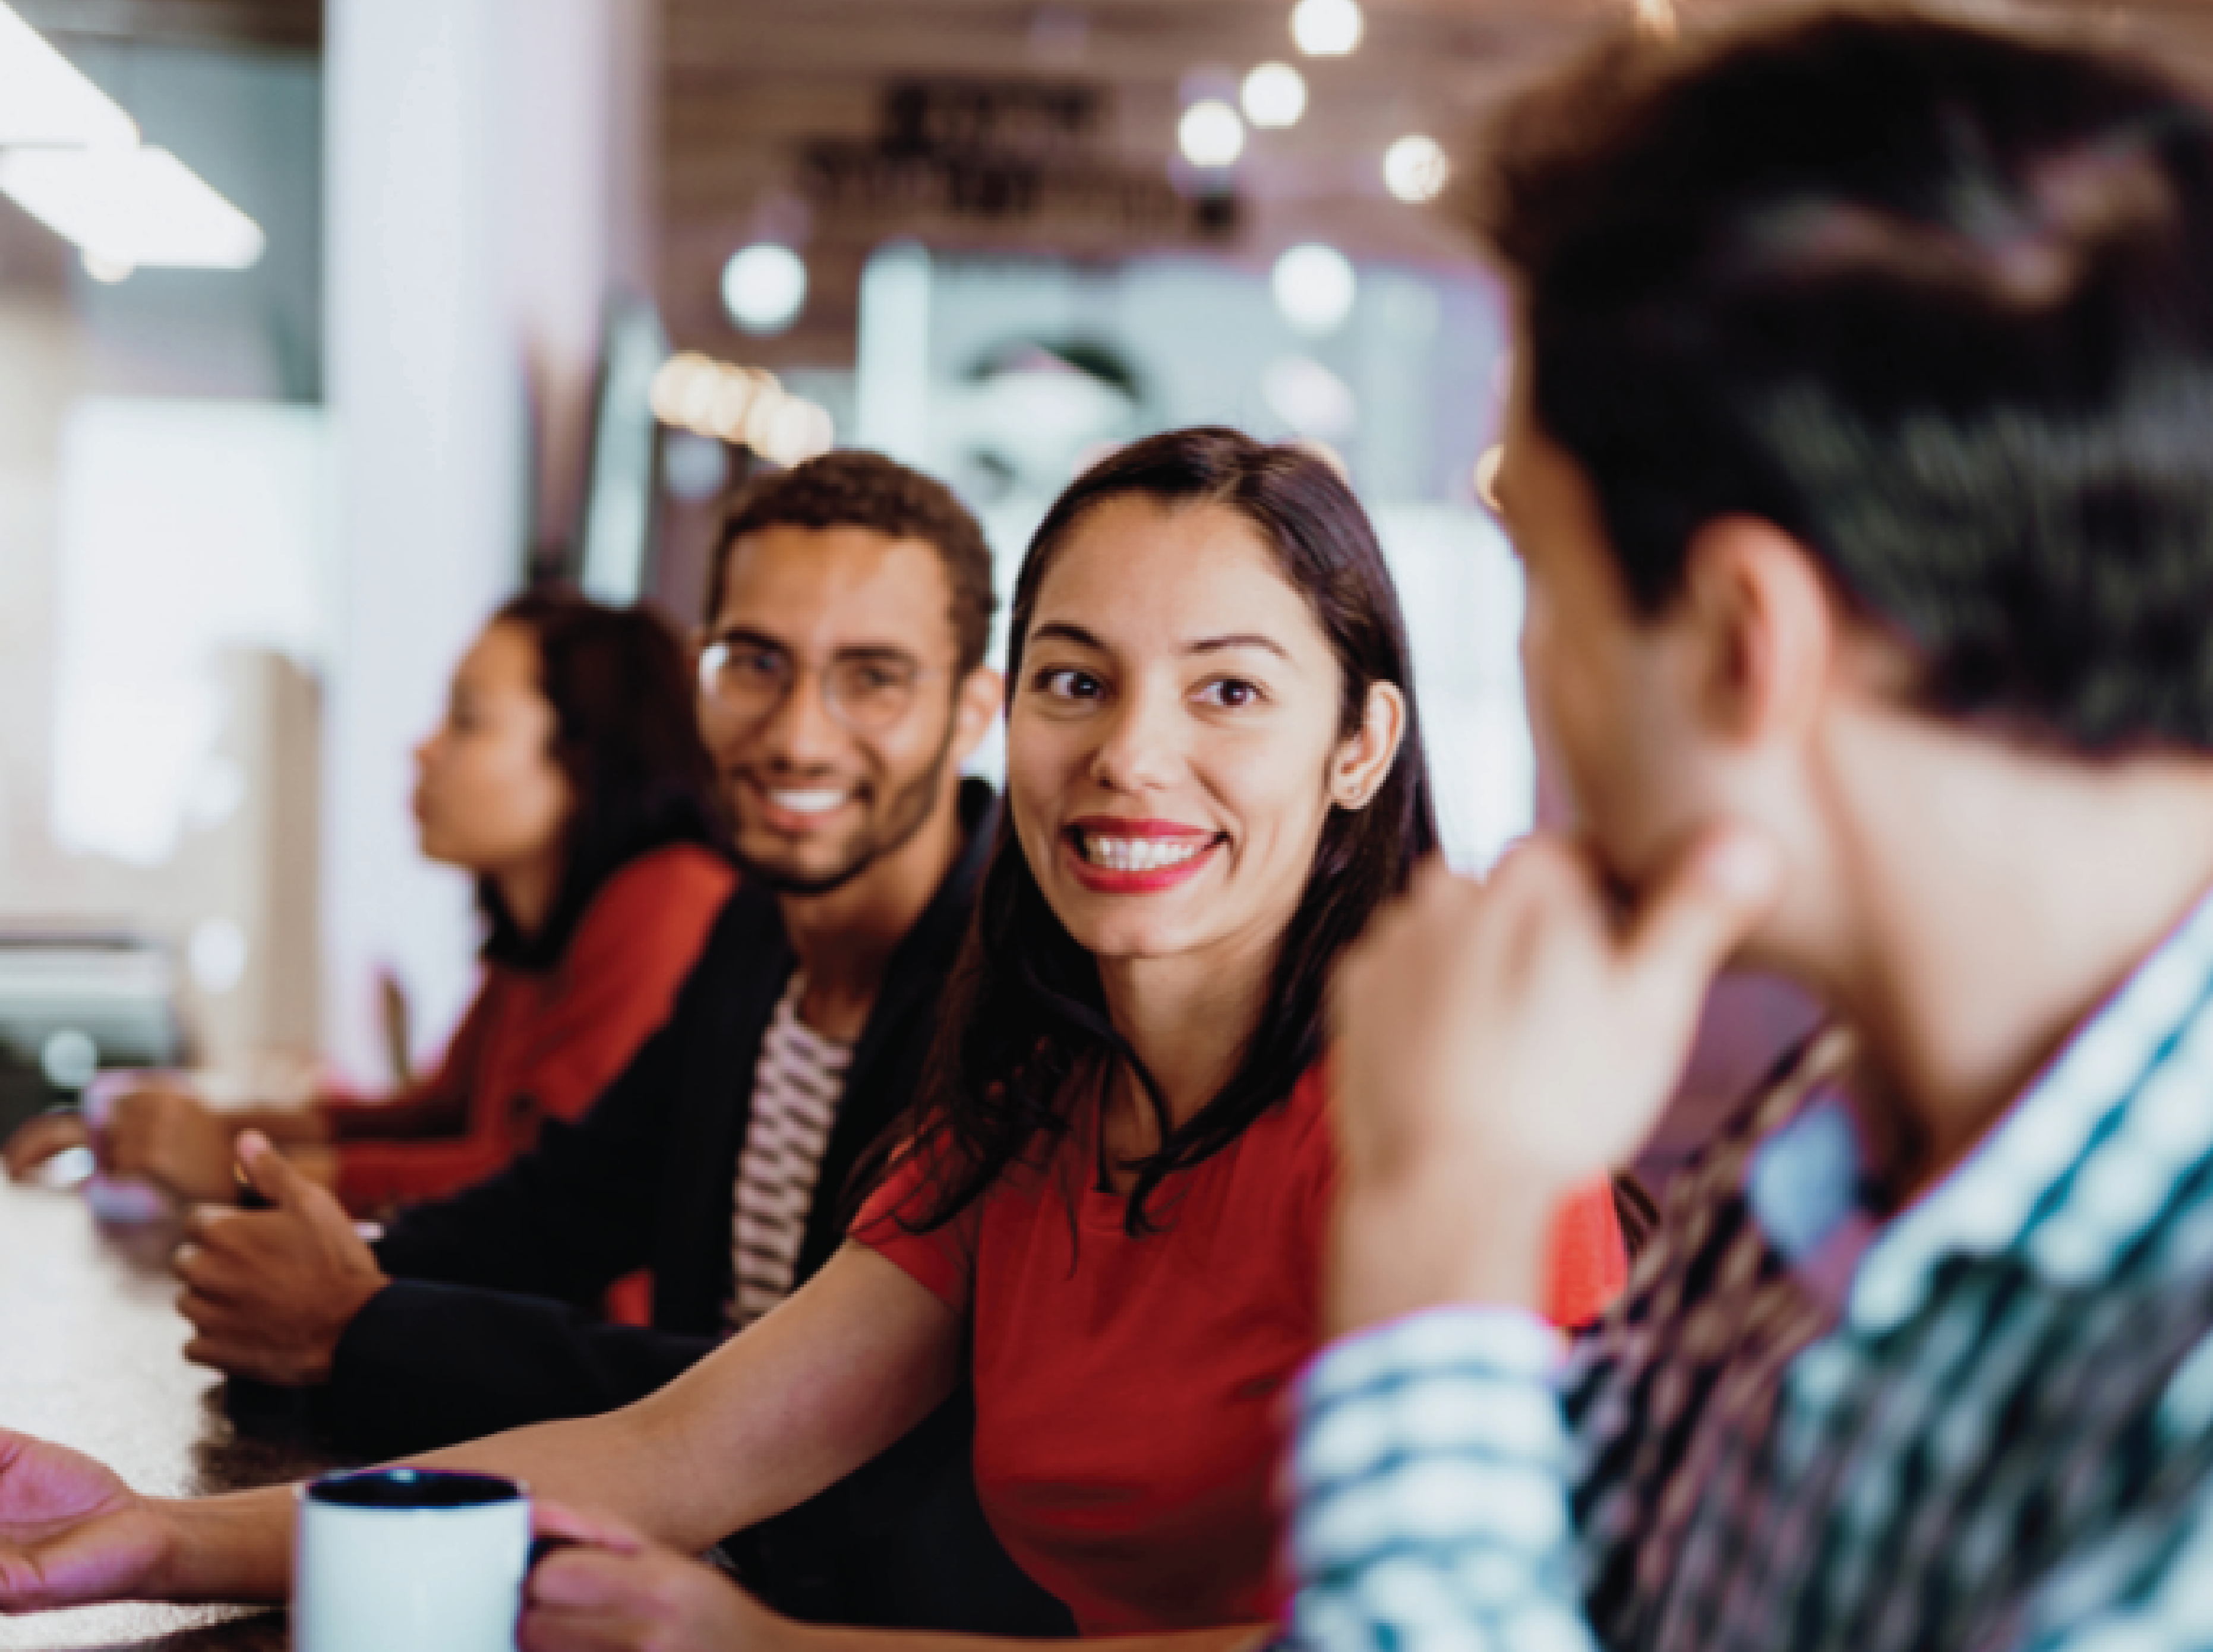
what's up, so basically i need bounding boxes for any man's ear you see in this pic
[1678,517,1840,748]
[1330,681,1407,811]
[951,666,1004,767]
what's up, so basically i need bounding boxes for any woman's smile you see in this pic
[1063,817,1226,893]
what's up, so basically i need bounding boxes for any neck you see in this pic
[493,849,564,942]
[777,779,968,1041]
[1805,716,2213,1197]
[1095,927,1279,1146]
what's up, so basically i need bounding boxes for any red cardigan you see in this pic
[323,843,735,1215]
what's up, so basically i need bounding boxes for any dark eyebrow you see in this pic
[1029,621,1105,650]
[709,628,920,668]
[1188,633,1291,662]
[708,627,787,653]
[1030,622,1289,662]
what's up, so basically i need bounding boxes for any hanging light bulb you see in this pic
[1291,0,1363,58]
[1178,99,1246,168]
[721,244,808,335]
[1383,135,1451,204]
[1241,63,1307,129]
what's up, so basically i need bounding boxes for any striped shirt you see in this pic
[727,975,853,1331]
[1291,887,2213,1652]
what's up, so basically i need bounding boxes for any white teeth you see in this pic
[1078,833,1210,873]
[767,788,849,816]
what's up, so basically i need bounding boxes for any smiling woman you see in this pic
[849,428,1630,1635]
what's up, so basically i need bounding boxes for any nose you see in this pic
[1087,680,1183,798]
[753,665,847,771]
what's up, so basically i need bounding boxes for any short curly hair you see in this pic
[706,452,997,676]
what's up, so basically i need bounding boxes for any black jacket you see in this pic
[323,782,1068,1634]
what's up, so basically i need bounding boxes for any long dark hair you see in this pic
[898,428,1440,1236]
[478,589,728,970]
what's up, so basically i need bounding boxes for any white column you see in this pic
[321,0,655,1084]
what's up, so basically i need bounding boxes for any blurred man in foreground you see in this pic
[1303,12,2213,1651]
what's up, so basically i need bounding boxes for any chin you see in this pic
[1051,904,1206,964]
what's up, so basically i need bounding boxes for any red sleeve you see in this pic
[487,846,735,1125]
[851,1142,975,1316]
[330,846,735,1214]
[1540,1177,1629,1328]
[321,986,488,1144]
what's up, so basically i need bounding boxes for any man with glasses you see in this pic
[168,452,1069,1634]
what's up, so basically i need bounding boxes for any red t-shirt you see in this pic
[853,1066,1626,1635]
[324,844,734,1214]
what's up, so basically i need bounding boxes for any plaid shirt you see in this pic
[1291,890,2213,1652]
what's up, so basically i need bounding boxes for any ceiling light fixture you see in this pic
[721,244,808,336]
[1383,134,1451,204]
[0,147,264,269]
[1177,99,1245,169]
[1291,0,1363,58]
[650,352,836,467]
[0,2,137,148]
[1241,63,1306,129]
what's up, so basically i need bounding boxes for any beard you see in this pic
[731,715,959,898]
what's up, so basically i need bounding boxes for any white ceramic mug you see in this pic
[294,1467,533,1652]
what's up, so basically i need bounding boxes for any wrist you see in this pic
[315,1272,390,1380]
[138,1497,190,1601]
[1327,1168,1558,1336]
[143,1491,292,1603]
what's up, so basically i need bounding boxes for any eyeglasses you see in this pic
[697,637,938,735]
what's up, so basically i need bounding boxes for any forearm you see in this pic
[1289,1310,1592,1652]
[1326,1170,1555,1335]
[144,1486,296,1603]
[413,1246,961,1552]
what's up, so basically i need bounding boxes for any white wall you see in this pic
[319,0,658,1084]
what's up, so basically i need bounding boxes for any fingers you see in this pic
[3,1114,89,1182]
[531,1502,645,1554]
[233,1132,304,1211]
[1622,824,1782,1000]
[528,1546,656,1610]
[522,1546,759,1652]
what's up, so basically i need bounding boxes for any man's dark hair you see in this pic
[1475,7,2213,753]
[707,451,997,676]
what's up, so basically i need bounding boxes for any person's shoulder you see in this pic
[595,842,738,916]
[1246,1058,1336,1167]
[580,845,737,933]
[560,845,740,979]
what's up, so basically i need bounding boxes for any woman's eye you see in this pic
[1035,667,1103,702]
[1198,678,1262,710]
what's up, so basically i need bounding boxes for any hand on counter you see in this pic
[0,1428,172,1613]
[3,1111,91,1184]
[175,1133,389,1386]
